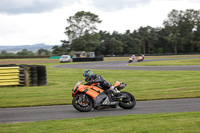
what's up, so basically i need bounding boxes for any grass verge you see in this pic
[0,62,200,107]
[0,112,200,133]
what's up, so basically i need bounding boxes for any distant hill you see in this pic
[0,43,59,53]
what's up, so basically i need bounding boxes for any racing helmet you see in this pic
[83,69,93,82]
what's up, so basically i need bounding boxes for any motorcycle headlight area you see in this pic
[72,86,79,92]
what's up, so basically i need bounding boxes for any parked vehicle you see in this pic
[72,80,136,112]
[59,55,71,63]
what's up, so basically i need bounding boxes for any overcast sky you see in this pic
[0,0,200,46]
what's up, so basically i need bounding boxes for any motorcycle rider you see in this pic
[140,54,144,61]
[131,54,136,59]
[83,69,120,94]
[138,54,144,61]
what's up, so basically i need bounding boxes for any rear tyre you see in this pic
[72,95,93,112]
[118,91,136,109]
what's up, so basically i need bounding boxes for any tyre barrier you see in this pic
[0,65,20,86]
[0,64,47,87]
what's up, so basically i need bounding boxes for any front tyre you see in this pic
[72,94,93,112]
[118,91,136,109]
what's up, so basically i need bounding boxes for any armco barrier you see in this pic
[0,65,47,87]
[72,57,104,62]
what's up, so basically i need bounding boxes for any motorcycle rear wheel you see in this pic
[72,95,93,112]
[118,91,136,109]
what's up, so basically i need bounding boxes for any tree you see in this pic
[163,9,181,54]
[147,27,159,54]
[52,42,71,56]
[37,49,51,56]
[65,11,102,42]
[110,37,124,54]
[179,9,200,52]
[71,33,101,53]
[1,50,7,55]
[98,31,107,55]
[138,26,151,54]
[121,33,136,54]
[155,27,169,53]
[163,9,200,54]
[17,49,34,56]
[52,11,102,55]
[194,21,200,51]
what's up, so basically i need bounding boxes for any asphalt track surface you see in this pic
[52,57,200,71]
[1,57,200,123]
[0,98,200,123]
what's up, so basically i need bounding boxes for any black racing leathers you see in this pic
[85,74,112,90]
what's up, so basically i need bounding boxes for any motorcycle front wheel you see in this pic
[118,91,136,109]
[72,94,93,112]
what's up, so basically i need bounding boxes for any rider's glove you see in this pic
[109,86,114,90]
[109,86,120,94]
[114,88,120,93]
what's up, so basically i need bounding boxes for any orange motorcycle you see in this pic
[72,80,136,112]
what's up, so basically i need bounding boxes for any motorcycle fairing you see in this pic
[93,92,108,107]
[86,86,104,99]
[73,83,104,99]
[94,91,120,107]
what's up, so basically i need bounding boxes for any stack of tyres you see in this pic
[0,64,20,87]
[19,65,31,86]
[37,65,47,86]
[0,64,47,87]
[30,65,38,86]
[19,66,25,86]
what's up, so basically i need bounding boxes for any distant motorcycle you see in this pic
[128,57,134,63]
[72,80,136,112]
[128,55,136,63]
[137,55,144,62]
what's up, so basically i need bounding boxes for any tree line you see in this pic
[0,49,51,56]
[53,9,200,56]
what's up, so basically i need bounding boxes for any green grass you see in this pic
[129,58,200,66]
[0,61,200,107]
[0,57,200,133]
[0,112,200,133]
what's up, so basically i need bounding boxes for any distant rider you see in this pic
[141,54,144,61]
[83,69,120,94]
[138,54,144,61]
[131,54,136,59]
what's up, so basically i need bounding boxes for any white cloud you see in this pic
[89,0,151,12]
[0,0,81,14]
[0,0,200,46]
